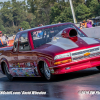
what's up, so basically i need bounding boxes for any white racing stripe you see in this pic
[47,37,78,50]
[80,37,99,44]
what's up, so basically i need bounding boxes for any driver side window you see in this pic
[19,33,30,51]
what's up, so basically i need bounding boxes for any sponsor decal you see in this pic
[26,62,30,67]
[32,56,37,60]
[25,72,30,77]
[56,37,59,39]
[30,63,34,66]
[10,63,19,68]
[18,63,20,67]
[24,56,30,59]
[25,62,30,67]
[9,61,39,77]
[53,37,57,41]
[52,37,59,41]
[20,63,25,67]
[50,31,54,33]
[9,67,39,77]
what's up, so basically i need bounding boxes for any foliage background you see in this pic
[0,0,100,35]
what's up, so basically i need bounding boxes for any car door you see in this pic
[18,32,33,63]
[17,32,38,77]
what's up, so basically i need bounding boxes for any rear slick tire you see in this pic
[4,63,14,81]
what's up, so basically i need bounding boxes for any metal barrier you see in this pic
[82,26,100,39]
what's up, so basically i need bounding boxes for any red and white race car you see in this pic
[0,22,100,81]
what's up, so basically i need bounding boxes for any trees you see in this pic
[50,6,73,24]
[0,23,6,34]
[0,1,13,27]
[88,0,99,17]
[0,0,99,35]
[27,0,54,25]
[96,3,100,16]
[75,3,91,22]
[20,21,30,30]
[50,2,63,24]
[0,0,28,35]
[11,0,27,26]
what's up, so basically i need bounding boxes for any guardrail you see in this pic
[82,26,100,39]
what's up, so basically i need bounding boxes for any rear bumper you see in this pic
[50,55,100,75]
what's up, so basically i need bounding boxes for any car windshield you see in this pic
[31,24,86,48]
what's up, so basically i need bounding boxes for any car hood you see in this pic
[33,37,100,56]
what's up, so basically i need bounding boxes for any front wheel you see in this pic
[4,63,14,81]
[42,62,55,81]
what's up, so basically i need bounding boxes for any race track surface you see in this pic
[0,67,100,100]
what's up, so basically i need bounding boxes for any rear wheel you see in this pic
[42,62,55,81]
[4,63,13,81]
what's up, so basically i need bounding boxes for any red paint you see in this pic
[0,22,100,78]
[28,31,34,50]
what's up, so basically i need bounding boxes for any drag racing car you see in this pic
[0,22,100,81]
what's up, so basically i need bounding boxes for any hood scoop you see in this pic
[61,28,78,42]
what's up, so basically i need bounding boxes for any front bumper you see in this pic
[50,55,100,75]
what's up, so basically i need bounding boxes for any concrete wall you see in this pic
[82,26,100,39]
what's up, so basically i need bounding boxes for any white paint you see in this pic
[47,37,78,50]
[80,37,99,44]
